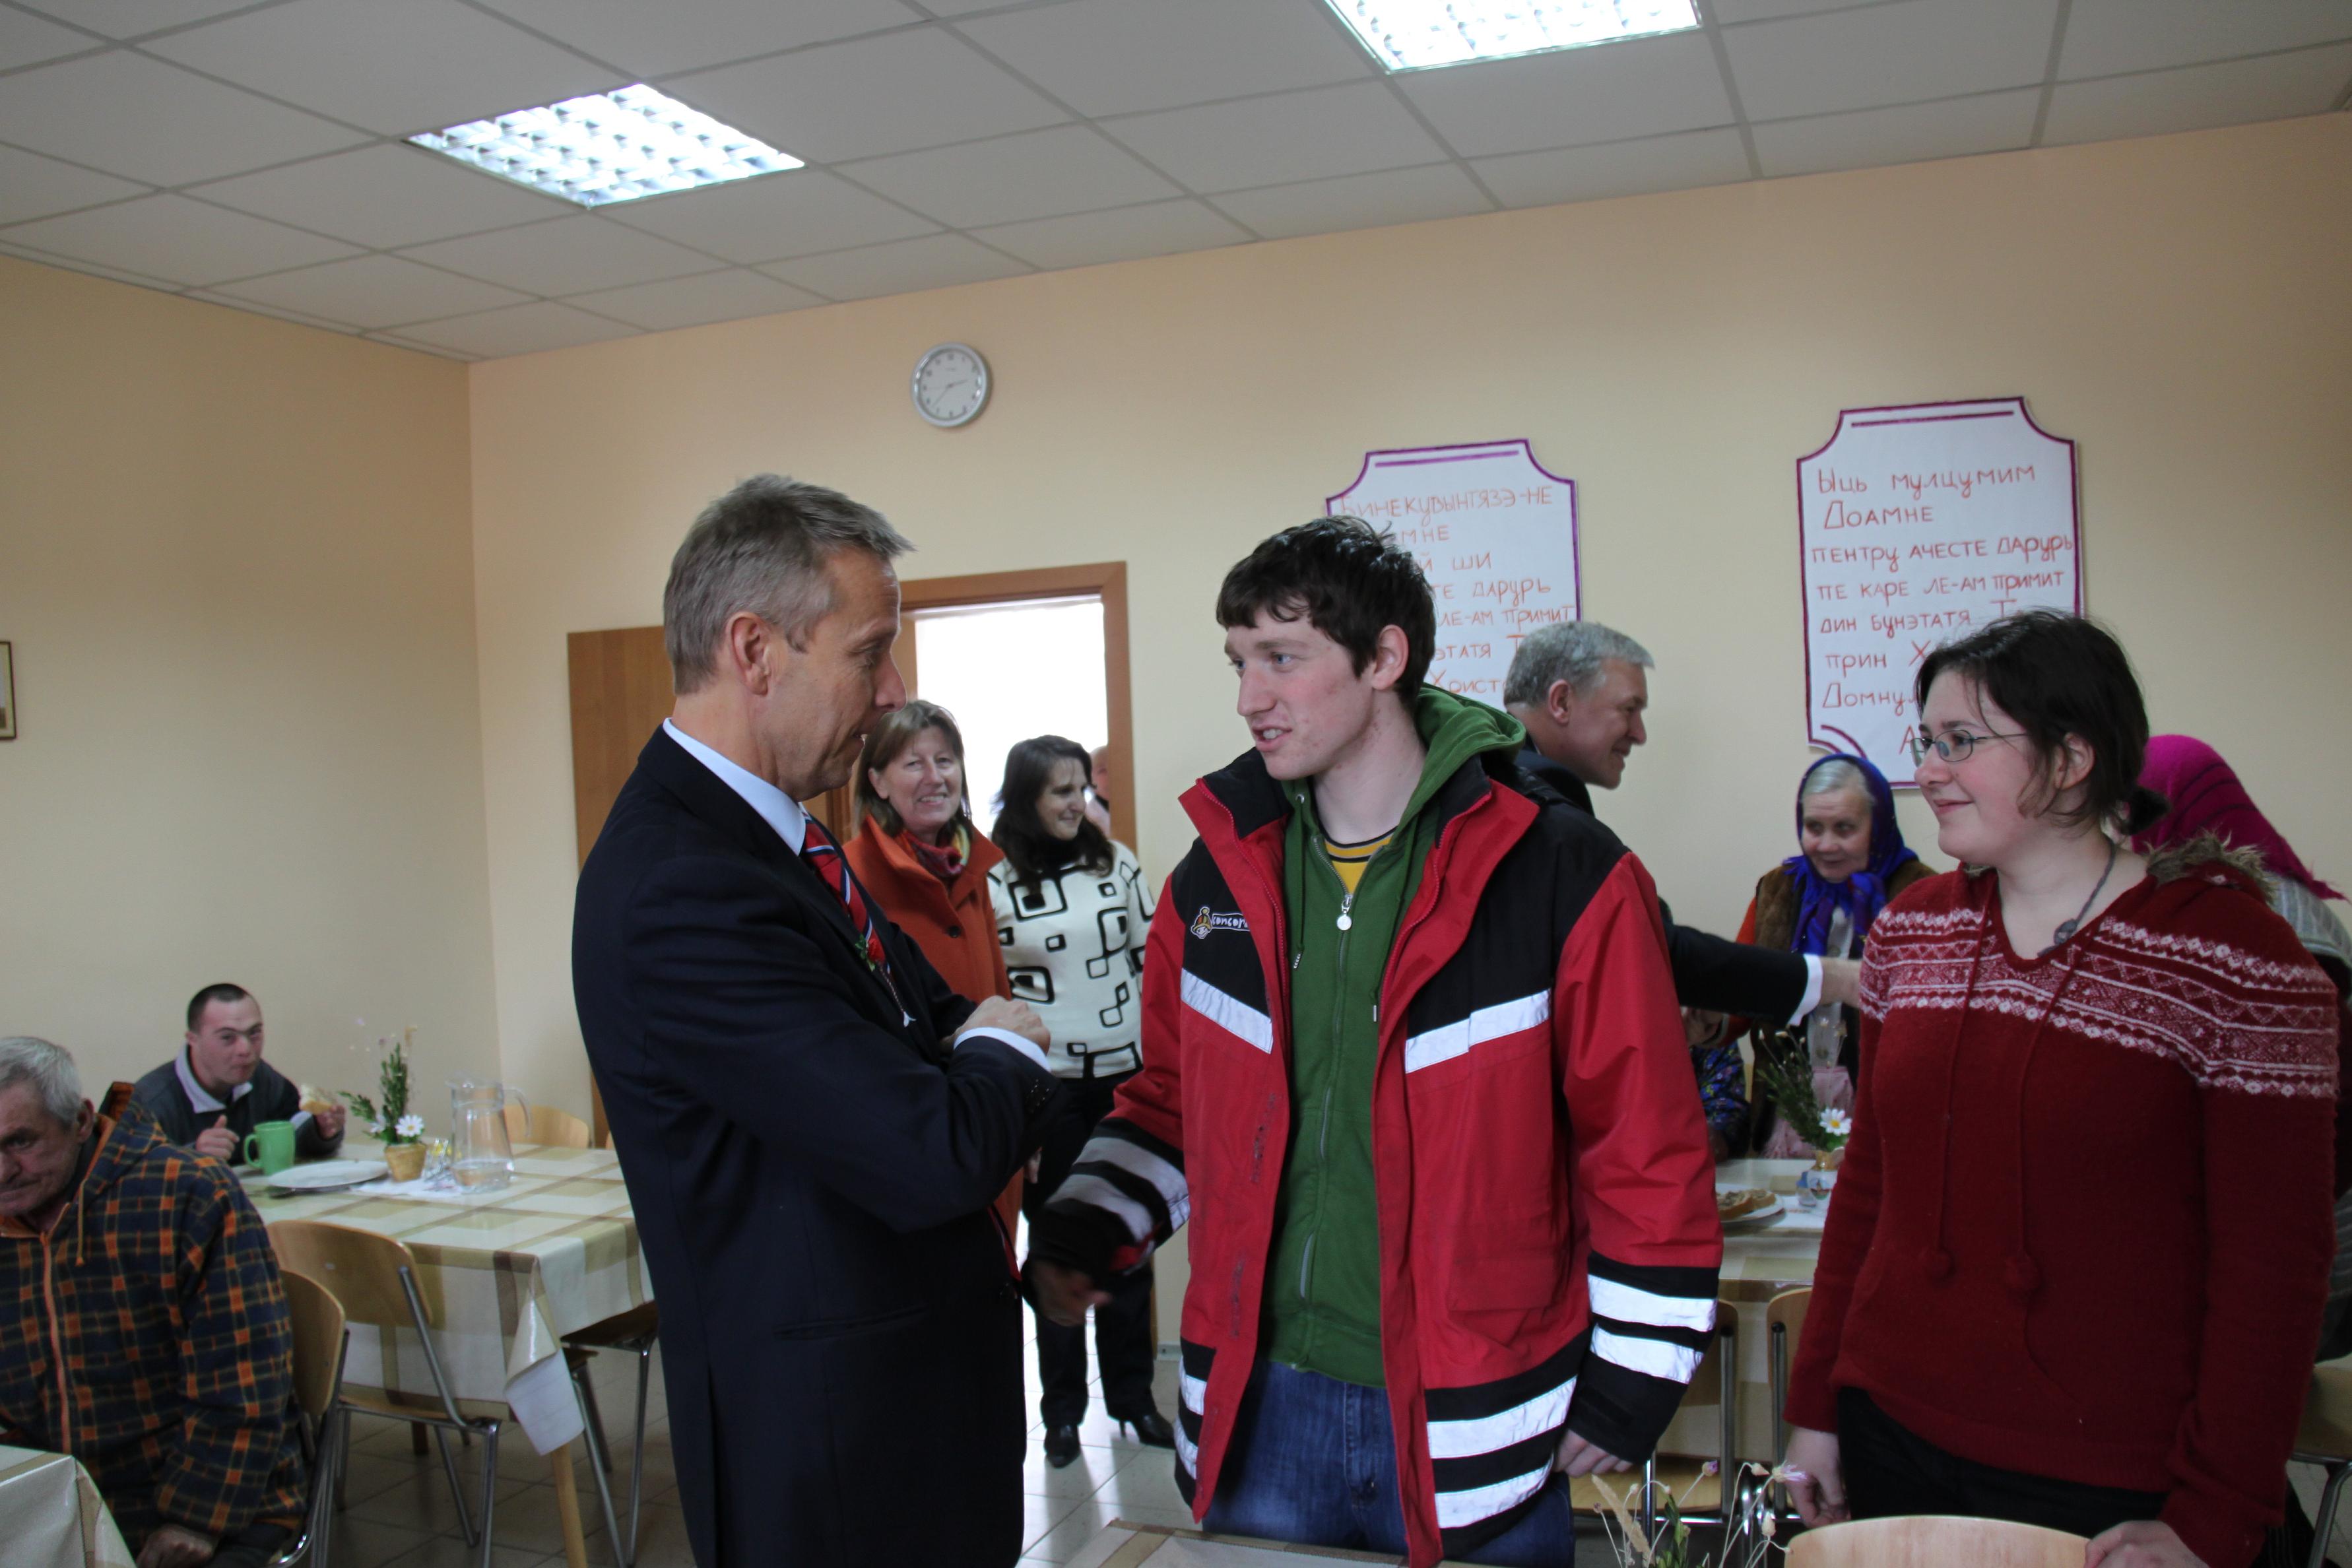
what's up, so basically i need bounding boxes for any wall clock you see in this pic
[912,342,989,428]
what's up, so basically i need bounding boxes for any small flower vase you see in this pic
[384,1142,427,1182]
[1796,1148,1841,1210]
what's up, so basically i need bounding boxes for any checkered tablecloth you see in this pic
[243,1143,653,1454]
[0,1446,135,1568]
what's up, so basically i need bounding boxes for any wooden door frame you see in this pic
[899,562,1134,844]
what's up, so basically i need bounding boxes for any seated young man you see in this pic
[1029,518,1722,1568]
[133,984,344,1163]
[0,1036,310,1568]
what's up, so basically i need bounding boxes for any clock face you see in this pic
[913,343,989,428]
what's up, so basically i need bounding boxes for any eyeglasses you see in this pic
[1907,728,2027,765]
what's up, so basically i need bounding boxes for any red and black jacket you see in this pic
[1033,746,1722,1566]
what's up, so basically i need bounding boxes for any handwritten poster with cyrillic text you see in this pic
[1328,440,1579,704]
[1798,398,2080,785]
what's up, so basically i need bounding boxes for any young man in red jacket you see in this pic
[1030,518,1722,1567]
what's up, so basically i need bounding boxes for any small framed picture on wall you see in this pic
[0,641,15,740]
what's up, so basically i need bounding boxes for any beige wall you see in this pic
[471,113,2352,1138]
[0,257,500,1118]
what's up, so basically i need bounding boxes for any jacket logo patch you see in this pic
[1189,905,1249,939]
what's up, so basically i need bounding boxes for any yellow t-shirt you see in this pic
[1324,828,1394,895]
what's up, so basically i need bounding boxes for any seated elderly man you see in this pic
[133,984,343,1163]
[0,1037,308,1568]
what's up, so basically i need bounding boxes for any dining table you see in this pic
[243,1138,653,1568]
[0,1445,135,1568]
[1656,1156,1827,1464]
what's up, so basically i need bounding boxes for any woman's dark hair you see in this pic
[1913,609,2167,835]
[994,735,1113,887]
[1215,515,1435,698]
[853,699,971,839]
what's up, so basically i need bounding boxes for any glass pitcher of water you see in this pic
[449,1078,523,1192]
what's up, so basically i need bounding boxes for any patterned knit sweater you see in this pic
[1785,847,2338,1568]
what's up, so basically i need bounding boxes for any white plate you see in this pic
[1716,1188,1785,1228]
[268,1159,387,1192]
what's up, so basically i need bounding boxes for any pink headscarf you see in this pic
[2134,735,2342,900]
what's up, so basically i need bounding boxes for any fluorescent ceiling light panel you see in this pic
[409,84,800,207]
[1326,1,1700,72]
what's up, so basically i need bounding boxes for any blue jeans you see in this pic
[1201,1359,1581,1566]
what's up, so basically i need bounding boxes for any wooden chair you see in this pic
[274,1269,348,1567]
[504,1102,593,1149]
[1787,1515,2089,1566]
[268,1221,517,1568]
[1766,1287,1812,1466]
[1569,1297,1740,1536]
[2293,1361,2352,1568]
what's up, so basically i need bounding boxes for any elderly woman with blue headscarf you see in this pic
[1724,754,1934,1156]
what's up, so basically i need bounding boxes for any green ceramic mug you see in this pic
[242,1119,298,1175]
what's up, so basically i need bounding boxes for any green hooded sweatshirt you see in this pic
[1261,686,1527,1387]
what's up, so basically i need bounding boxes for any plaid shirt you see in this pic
[0,1109,306,1548]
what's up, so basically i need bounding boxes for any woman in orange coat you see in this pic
[847,700,1011,1005]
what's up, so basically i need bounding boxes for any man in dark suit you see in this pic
[573,474,1061,1567]
[1502,620,1859,1023]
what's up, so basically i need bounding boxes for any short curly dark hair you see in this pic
[1914,609,2167,835]
[1214,515,1435,698]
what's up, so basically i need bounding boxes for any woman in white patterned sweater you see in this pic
[989,735,1167,1467]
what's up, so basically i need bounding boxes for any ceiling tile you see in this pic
[12,0,257,39]
[401,216,718,295]
[0,147,150,227]
[841,125,1181,228]
[1711,0,1856,20]
[668,28,1066,164]
[1471,126,1752,207]
[210,253,531,327]
[0,51,366,185]
[182,288,362,334]
[389,300,639,358]
[473,0,920,79]
[1398,31,1734,158]
[189,144,573,249]
[1752,88,2039,177]
[957,0,1371,117]
[1723,0,2059,121]
[2043,43,2352,145]
[1210,162,1492,239]
[146,0,618,136]
[1103,81,1447,194]
[604,168,937,263]
[0,238,180,290]
[0,6,98,70]
[2059,0,2352,80]
[566,267,826,329]
[760,232,1029,301]
[970,197,1249,269]
[0,193,358,285]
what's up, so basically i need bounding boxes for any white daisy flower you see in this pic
[395,1113,426,1138]
[1819,1108,1852,1140]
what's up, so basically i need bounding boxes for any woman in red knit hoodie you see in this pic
[1783,611,2339,1568]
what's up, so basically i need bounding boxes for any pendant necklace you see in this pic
[2042,836,2119,954]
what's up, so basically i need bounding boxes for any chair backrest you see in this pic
[2301,1364,2352,1458]
[269,1220,434,1330]
[505,1101,593,1149]
[1766,1286,1812,1349]
[278,1268,348,1421]
[1787,1516,2089,1567]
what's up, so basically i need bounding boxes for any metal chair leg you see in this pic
[626,1345,652,1565]
[572,1367,630,1567]
[476,1423,500,1568]
[2309,1460,2352,1568]
[434,1425,478,1546]
[577,1365,614,1476]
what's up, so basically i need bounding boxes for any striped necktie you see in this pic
[799,817,894,988]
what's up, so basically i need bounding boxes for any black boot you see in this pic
[1043,1423,1082,1468]
[1114,1408,1175,1448]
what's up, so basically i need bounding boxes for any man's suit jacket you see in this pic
[1514,747,1808,1023]
[573,727,1055,1567]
